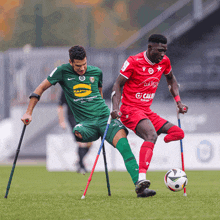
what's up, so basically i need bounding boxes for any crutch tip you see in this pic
[81,195,85,199]
[183,193,187,197]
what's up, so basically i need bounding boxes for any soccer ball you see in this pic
[164,168,188,192]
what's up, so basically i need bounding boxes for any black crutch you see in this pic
[4,123,27,198]
[102,142,111,196]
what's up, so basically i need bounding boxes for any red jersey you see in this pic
[120,51,172,109]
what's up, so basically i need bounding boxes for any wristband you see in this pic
[174,95,181,102]
[29,93,40,101]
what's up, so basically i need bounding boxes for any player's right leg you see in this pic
[73,121,99,173]
[77,142,92,173]
[68,115,90,173]
[73,121,100,143]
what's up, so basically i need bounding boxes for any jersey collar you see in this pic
[144,51,155,66]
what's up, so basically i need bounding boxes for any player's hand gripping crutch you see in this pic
[81,93,114,199]
[4,120,29,198]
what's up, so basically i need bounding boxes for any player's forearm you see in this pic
[21,97,38,124]
[169,82,180,98]
[167,74,188,113]
[26,85,46,114]
[112,83,122,110]
[26,98,39,115]
[21,79,52,124]
[166,73,180,98]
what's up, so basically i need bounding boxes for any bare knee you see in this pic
[146,131,158,143]
[112,129,127,147]
[137,127,158,143]
[136,119,158,143]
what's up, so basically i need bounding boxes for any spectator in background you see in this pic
[58,90,92,174]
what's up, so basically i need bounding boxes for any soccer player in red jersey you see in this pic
[111,34,188,195]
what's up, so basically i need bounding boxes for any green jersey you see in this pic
[47,63,110,123]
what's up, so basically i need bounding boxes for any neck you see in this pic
[146,50,151,62]
[145,50,153,63]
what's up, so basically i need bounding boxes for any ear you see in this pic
[69,59,72,65]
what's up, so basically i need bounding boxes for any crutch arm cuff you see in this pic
[29,93,41,101]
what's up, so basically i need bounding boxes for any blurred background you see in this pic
[0,0,220,170]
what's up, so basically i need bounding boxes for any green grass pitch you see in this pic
[0,166,220,220]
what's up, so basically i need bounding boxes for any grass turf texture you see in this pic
[0,166,220,220]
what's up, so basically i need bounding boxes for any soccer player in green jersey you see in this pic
[21,45,156,198]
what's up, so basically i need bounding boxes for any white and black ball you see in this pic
[164,168,188,192]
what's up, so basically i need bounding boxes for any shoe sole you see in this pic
[137,189,156,198]
[135,180,151,194]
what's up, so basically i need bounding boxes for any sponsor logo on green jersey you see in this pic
[73,84,92,97]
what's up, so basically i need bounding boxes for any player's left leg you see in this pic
[102,118,139,185]
[157,122,184,143]
[135,118,156,194]
[120,106,156,197]
[112,129,139,185]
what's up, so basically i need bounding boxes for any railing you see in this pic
[117,0,220,50]
[117,0,192,50]
[176,44,220,93]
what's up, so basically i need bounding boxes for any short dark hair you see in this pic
[69,45,86,62]
[148,34,167,44]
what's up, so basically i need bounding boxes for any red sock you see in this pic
[139,141,154,173]
[164,125,184,143]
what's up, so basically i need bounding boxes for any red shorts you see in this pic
[120,105,167,133]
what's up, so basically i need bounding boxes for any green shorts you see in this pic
[73,116,128,145]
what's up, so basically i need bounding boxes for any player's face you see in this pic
[69,57,87,75]
[148,43,167,64]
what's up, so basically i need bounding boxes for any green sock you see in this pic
[116,138,139,185]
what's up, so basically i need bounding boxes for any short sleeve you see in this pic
[163,57,172,75]
[47,66,63,85]
[120,56,134,79]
